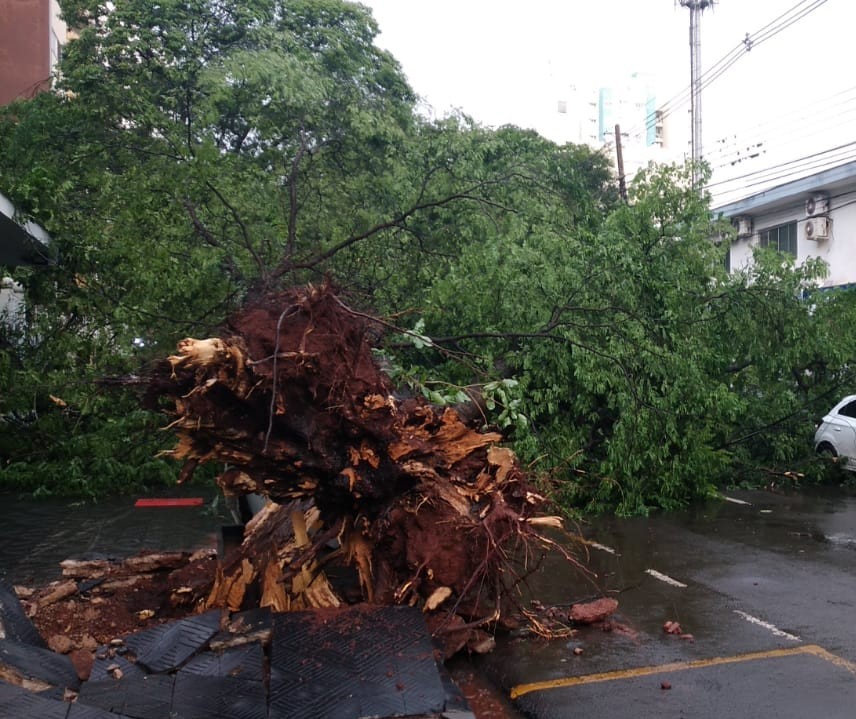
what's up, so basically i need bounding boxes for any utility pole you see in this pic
[614,124,627,202]
[679,0,714,186]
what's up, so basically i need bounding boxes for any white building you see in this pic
[545,73,686,179]
[715,160,856,288]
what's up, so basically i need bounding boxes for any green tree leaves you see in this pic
[1,2,853,509]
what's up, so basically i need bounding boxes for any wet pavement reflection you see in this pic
[4,484,856,717]
[0,488,227,585]
[473,485,856,718]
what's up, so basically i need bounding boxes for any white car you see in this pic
[814,395,856,470]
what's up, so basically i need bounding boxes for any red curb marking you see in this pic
[134,498,205,507]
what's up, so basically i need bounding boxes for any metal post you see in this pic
[679,1,713,186]
[615,124,627,202]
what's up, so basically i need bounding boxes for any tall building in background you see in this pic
[547,72,684,178]
[0,0,67,105]
[598,73,683,176]
[542,83,601,147]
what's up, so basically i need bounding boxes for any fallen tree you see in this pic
[146,283,583,654]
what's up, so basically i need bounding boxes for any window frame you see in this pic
[758,221,798,257]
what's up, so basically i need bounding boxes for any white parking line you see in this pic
[645,569,687,588]
[733,610,800,641]
[587,541,617,555]
[722,495,752,505]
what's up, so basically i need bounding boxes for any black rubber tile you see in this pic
[89,648,145,683]
[0,579,47,648]
[0,681,69,718]
[210,607,272,651]
[171,674,267,719]
[77,675,174,719]
[0,638,80,691]
[269,605,446,719]
[123,609,221,673]
[178,642,265,682]
[67,701,133,718]
[268,672,361,719]
[228,607,272,634]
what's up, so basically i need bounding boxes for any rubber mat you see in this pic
[77,674,174,718]
[171,674,267,719]
[268,605,446,719]
[123,609,221,673]
[67,702,133,719]
[178,642,265,682]
[0,579,47,648]
[0,638,79,691]
[89,648,145,683]
[0,681,69,718]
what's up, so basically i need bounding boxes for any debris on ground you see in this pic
[3,282,618,716]
[663,620,683,635]
[3,582,465,718]
[569,597,619,625]
[146,283,586,649]
[663,620,694,641]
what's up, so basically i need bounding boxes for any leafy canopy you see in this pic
[1,1,855,510]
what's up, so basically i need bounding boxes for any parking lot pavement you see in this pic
[476,488,856,718]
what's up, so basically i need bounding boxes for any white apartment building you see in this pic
[545,73,685,179]
[715,160,856,288]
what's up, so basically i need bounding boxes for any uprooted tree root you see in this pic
[146,282,590,655]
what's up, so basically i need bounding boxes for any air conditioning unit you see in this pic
[733,216,753,238]
[804,216,831,241]
[805,193,830,217]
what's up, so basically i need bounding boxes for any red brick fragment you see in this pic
[569,597,619,624]
[663,620,682,634]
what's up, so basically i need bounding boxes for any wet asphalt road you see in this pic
[3,487,856,718]
[478,487,856,719]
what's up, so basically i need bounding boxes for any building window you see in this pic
[759,221,797,256]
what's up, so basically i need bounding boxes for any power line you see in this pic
[626,0,831,139]
[707,140,856,189]
[706,84,856,164]
[708,108,856,170]
[708,143,856,204]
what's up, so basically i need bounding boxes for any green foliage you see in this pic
[1,1,854,511]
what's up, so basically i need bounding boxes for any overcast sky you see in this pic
[361,1,851,201]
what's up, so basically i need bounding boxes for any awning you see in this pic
[0,191,54,266]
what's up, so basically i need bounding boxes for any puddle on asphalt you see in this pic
[0,489,228,585]
[819,532,856,548]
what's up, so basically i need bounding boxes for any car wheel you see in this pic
[817,442,838,458]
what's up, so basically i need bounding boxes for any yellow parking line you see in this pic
[510,644,856,699]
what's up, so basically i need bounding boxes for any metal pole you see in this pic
[615,124,627,202]
[680,1,712,186]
